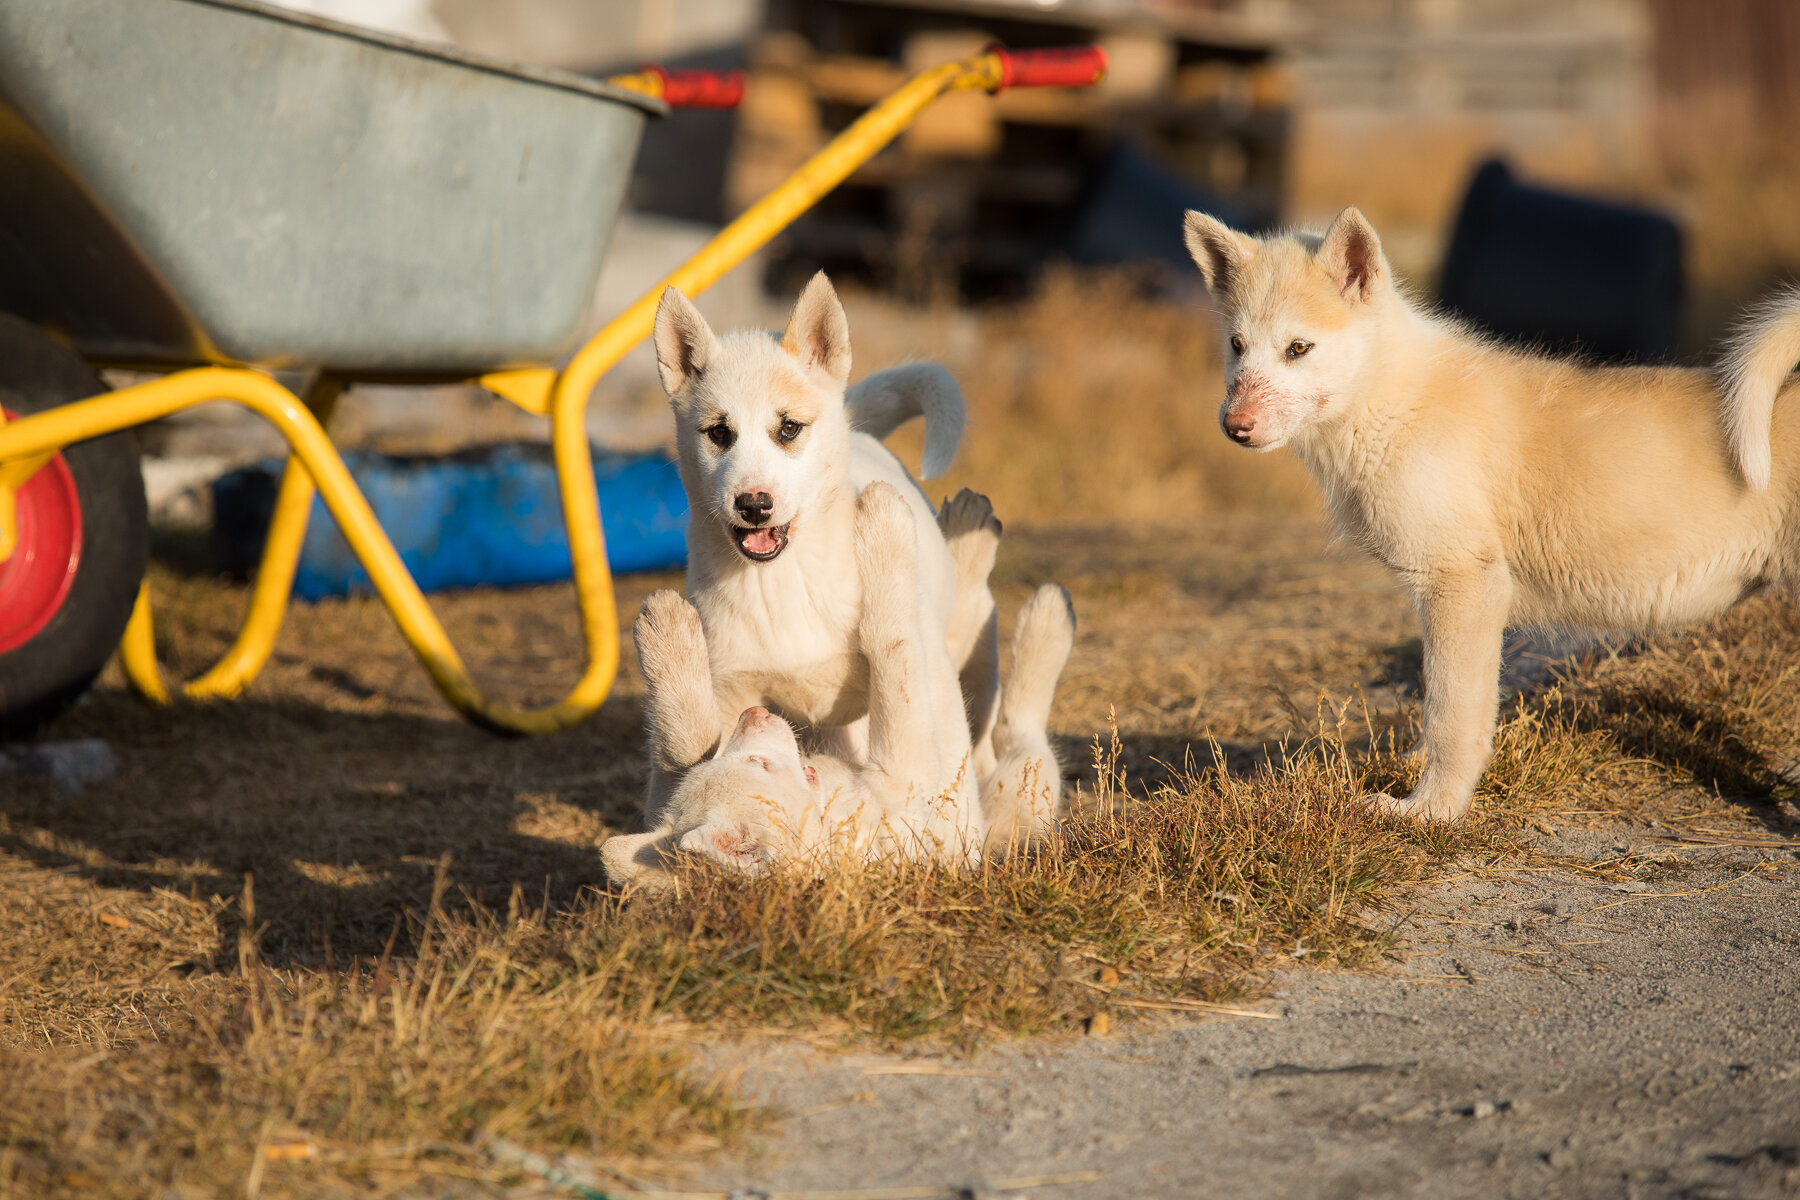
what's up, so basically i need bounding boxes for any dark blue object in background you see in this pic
[1067,139,1258,272]
[213,445,689,601]
[1439,159,1684,363]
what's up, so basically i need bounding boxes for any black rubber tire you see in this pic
[0,314,148,737]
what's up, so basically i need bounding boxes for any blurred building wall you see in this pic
[1649,0,1800,171]
[1272,0,1652,279]
[430,0,760,71]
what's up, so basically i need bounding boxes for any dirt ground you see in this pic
[5,510,1799,1198]
[680,840,1799,1200]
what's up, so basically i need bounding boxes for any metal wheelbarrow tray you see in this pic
[0,0,662,375]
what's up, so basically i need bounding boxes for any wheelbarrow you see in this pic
[0,0,1106,735]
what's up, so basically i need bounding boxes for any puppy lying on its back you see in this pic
[603,484,1073,885]
[648,272,998,820]
[1184,204,1800,822]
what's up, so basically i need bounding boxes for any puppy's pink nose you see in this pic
[1223,411,1257,443]
[734,706,773,733]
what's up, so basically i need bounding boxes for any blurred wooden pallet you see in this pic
[729,0,1292,292]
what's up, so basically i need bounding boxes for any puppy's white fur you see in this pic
[603,485,1073,886]
[1185,205,1800,822]
[648,272,998,820]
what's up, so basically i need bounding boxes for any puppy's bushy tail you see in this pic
[1721,285,1800,492]
[846,362,964,479]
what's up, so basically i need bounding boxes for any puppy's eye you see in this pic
[1229,334,1246,355]
[776,418,804,444]
[704,423,735,449]
[1286,340,1314,360]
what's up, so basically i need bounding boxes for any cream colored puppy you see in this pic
[650,272,1000,820]
[603,483,1074,885]
[1184,204,1800,822]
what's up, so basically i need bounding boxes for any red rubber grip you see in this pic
[647,66,745,108]
[990,45,1108,92]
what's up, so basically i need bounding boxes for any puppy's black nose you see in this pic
[734,491,774,525]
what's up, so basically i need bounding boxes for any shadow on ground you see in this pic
[3,688,648,970]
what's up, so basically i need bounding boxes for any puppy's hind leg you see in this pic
[940,488,1002,779]
[984,584,1075,854]
[859,482,981,856]
[1366,563,1513,823]
[634,590,722,824]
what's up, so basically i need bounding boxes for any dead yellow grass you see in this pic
[3,868,750,1198]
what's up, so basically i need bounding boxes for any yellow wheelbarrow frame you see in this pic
[0,48,1104,735]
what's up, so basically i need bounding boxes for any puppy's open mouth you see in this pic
[731,523,791,562]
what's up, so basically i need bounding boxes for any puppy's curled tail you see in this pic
[984,584,1075,854]
[1721,284,1800,492]
[845,362,964,479]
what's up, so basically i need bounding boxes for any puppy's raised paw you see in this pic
[633,590,708,684]
[855,481,917,564]
[937,487,1001,542]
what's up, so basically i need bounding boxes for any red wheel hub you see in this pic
[0,409,83,655]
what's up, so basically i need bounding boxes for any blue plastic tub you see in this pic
[213,445,689,600]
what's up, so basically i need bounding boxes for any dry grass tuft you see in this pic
[1530,598,1800,826]
[582,734,1503,1049]
[3,869,751,1199]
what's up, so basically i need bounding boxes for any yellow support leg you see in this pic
[119,383,343,704]
[3,368,609,733]
[118,579,168,704]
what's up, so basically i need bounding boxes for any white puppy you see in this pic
[603,483,1073,885]
[1184,203,1800,822]
[648,272,997,819]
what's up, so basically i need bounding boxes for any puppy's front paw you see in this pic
[1357,789,1470,824]
[634,590,708,683]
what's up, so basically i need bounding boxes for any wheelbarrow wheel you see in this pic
[0,314,148,737]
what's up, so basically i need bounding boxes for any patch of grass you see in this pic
[2,871,752,1199]
[1535,598,1800,825]
[582,747,1494,1048]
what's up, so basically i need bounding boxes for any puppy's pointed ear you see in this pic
[1316,207,1388,304]
[654,286,717,398]
[781,271,852,386]
[1184,210,1255,298]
